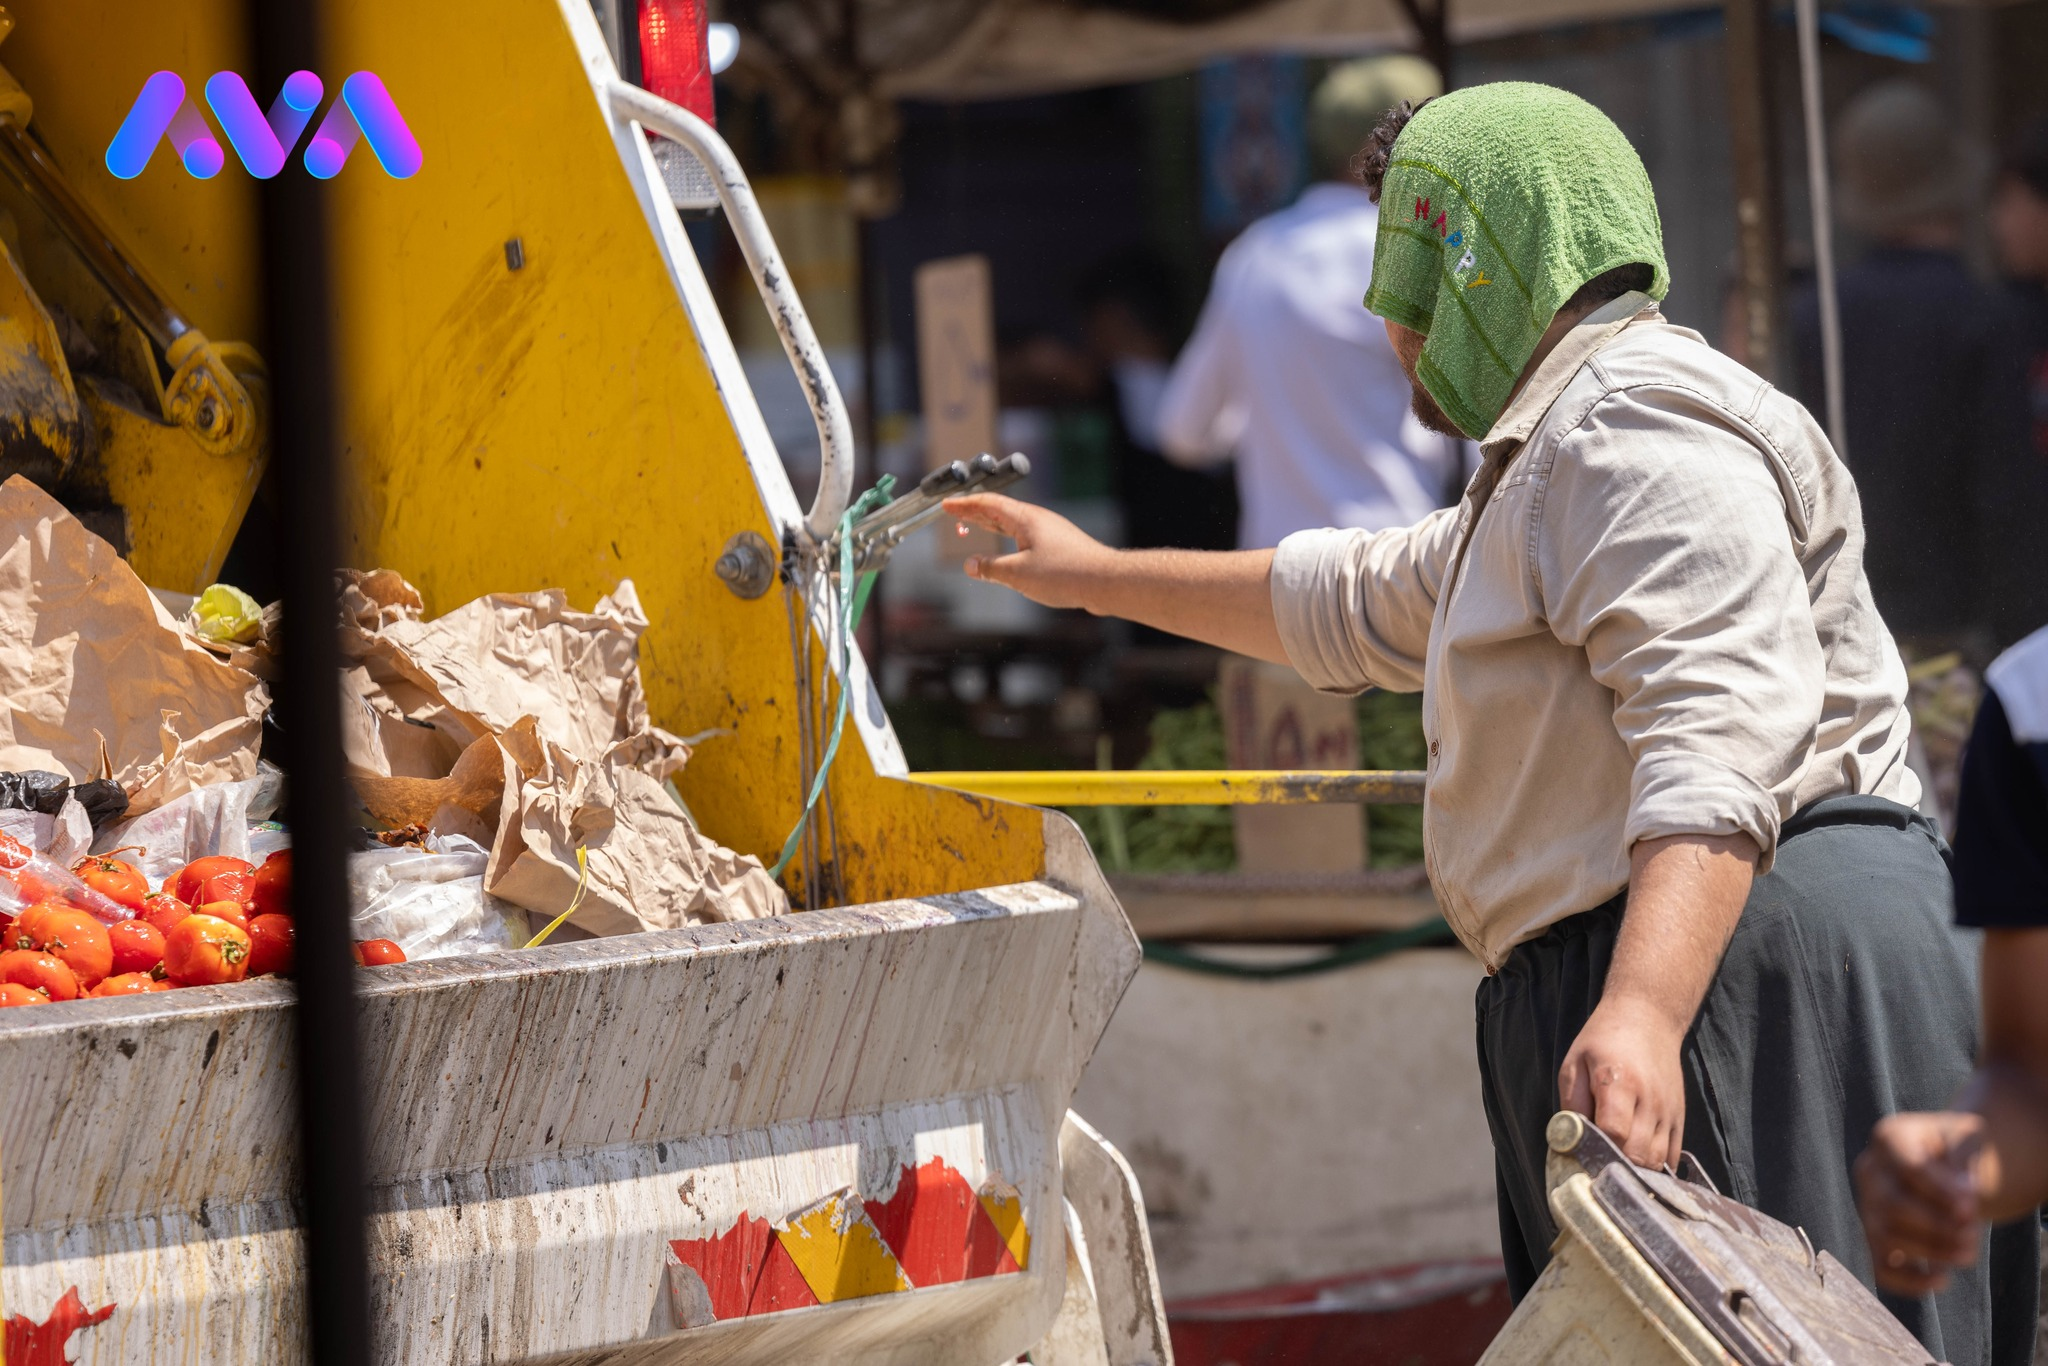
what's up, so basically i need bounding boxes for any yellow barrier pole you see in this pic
[909,770,1426,807]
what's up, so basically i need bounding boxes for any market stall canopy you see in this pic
[724,0,2022,103]
[877,0,1675,99]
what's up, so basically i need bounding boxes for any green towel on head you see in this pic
[1364,82,1669,439]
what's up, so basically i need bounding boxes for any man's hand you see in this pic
[947,494,1117,612]
[942,493,1292,662]
[1855,1112,1984,1296]
[1559,994,1688,1170]
[1561,832,1758,1173]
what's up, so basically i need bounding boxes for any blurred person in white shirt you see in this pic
[1157,55,1466,549]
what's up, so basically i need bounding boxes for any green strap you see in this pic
[768,479,895,881]
[1140,916,1457,980]
[849,569,878,633]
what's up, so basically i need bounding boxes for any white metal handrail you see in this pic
[607,80,855,541]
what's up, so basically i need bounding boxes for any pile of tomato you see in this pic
[0,845,408,1008]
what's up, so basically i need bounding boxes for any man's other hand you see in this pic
[946,494,1116,611]
[1559,994,1687,1170]
[1856,1111,1984,1296]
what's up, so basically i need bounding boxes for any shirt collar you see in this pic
[1478,291,1661,460]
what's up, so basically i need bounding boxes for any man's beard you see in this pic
[1406,373,1465,438]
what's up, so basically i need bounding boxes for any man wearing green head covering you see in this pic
[948,82,2034,1362]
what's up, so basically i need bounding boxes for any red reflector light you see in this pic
[639,0,715,125]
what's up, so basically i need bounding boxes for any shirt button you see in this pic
[1429,740,1441,757]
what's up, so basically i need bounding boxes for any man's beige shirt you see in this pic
[1271,294,1919,970]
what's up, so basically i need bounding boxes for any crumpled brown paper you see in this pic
[338,571,783,933]
[0,476,266,815]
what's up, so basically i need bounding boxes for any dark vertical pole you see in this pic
[253,3,372,1361]
[1724,0,1785,379]
[1395,0,1453,90]
[840,0,886,668]
[854,216,886,668]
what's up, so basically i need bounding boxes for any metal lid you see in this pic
[1550,1115,1942,1366]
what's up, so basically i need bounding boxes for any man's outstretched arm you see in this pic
[946,493,1289,664]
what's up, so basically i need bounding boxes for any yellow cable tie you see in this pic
[523,846,591,949]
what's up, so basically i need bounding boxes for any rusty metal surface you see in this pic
[0,231,84,487]
[1109,867,1437,943]
[0,837,1141,1363]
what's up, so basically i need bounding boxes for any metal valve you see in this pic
[839,452,1031,573]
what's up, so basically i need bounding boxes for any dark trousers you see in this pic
[1474,795,2040,1366]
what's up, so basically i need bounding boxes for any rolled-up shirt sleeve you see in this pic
[1535,387,1823,866]
[1269,508,1459,694]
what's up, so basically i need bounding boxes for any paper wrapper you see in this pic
[339,572,784,934]
[488,729,785,936]
[0,477,266,815]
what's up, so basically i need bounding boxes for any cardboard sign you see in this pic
[915,254,996,467]
[1219,655,1366,874]
[915,255,999,562]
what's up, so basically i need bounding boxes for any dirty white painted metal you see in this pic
[1072,944,1497,1302]
[1053,1114,1172,1366]
[0,817,1146,1363]
[604,80,854,543]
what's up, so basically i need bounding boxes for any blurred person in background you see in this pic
[1792,81,2024,655]
[1990,117,2048,640]
[1857,622,2048,1306]
[1155,55,1466,549]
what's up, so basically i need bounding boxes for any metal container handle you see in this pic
[606,80,854,542]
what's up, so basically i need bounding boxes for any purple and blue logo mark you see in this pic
[107,71,421,180]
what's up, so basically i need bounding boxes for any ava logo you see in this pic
[106,71,421,181]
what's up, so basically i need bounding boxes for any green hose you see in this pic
[1140,915,1458,979]
[768,479,895,880]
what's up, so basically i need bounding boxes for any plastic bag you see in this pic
[0,771,129,832]
[348,833,521,961]
[0,798,93,864]
[0,832,136,924]
[91,764,286,890]
[187,582,265,645]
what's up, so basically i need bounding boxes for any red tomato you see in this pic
[353,939,406,966]
[196,869,255,912]
[247,914,296,977]
[0,949,79,1001]
[31,908,112,989]
[70,852,149,912]
[141,892,193,936]
[252,850,291,918]
[163,914,251,986]
[89,971,169,997]
[10,898,70,951]
[170,856,253,906]
[0,981,45,1006]
[108,919,167,976]
[195,899,249,932]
